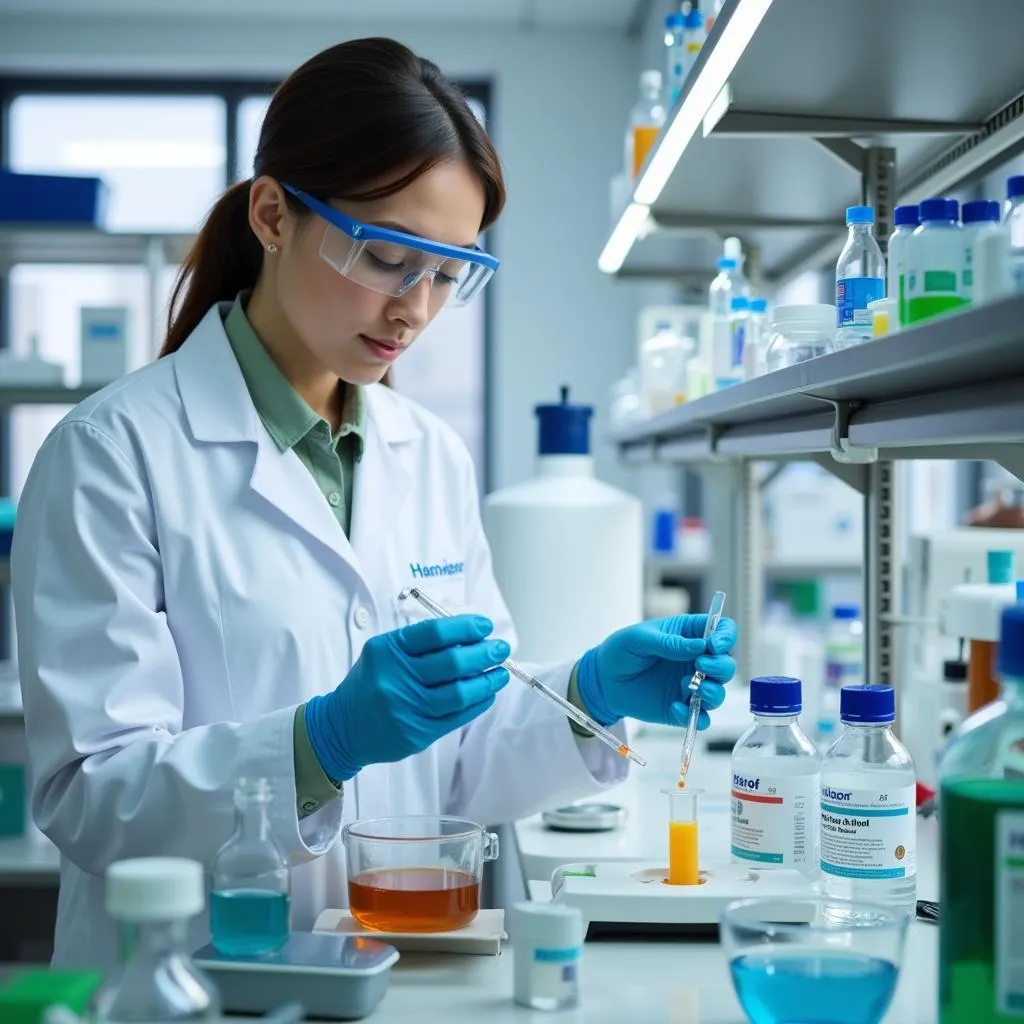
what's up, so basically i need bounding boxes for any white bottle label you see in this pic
[996,812,1024,1015]
[731,773,820,867]
[820,783,916,880]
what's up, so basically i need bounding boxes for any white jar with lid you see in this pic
[764,304,836,372]
[510,901,584,1011]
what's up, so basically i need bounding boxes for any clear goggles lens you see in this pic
[319,222,494,307]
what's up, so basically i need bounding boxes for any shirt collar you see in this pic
[223,293,365,458]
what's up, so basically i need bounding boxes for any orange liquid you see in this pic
[667,820,700,886]
[348,867,479,933]
[631,125,661,177]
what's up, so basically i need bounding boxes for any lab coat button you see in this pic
[354,606,371,629]
[328,491,342,507]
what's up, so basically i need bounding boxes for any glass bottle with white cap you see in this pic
[92,856,220,1021]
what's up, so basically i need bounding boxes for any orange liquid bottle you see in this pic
[348,867,479,933]
[625,70,665,179]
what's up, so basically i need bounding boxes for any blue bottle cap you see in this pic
[750,676,802,714]
[666,11,685,28]
[534,386,593,456]
[846,205,874,225]
[1017,580,1024,602]
[919,197,957,222]
[995,606,1024,679]
[652,509,676,554]
[998,604,1024,677]
[730,296,749,312]
[832,604,860,620]
[988,549,1016,585]
[840,684,895,724]
[1008,175,1024,200]
[962,200,1001,225]
[893,204,919,227]
[749,298,768,313]
[717,257,737,271]
[684,9,703,28]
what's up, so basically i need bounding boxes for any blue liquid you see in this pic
[731,952,899,1024]
[210,888,289,956]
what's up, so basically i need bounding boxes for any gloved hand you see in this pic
[305,616,511,782]
[576,614,737,730]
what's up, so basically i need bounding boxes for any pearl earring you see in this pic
[266,243,279,254]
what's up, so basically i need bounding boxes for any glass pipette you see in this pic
[398,587,648,767]
[677,590,727,787]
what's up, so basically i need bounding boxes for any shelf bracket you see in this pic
[826,398,878,468]
[814,137,866,173]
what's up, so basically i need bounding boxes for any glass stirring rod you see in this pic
[677,590,727,787]
[398,587,648,767]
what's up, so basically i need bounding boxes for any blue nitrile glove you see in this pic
[304,616,511,782]
[575,614,737,730]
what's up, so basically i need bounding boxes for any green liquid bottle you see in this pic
[939,603,1024,1023]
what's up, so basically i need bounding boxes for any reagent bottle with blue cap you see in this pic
[820,685,917,913]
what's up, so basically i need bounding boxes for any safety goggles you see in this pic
[283,183,498,307]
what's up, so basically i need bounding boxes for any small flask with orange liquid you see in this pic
[625,70,666,180]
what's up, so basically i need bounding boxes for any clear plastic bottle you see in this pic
[888,204,919,327]
[708,256,735,393]
[625,70,666,180]
[820,685,917,914]
[92,858,220,1022]
[664,12,686,108]
[817,605,864,746]
[714,294,747,389]
[939,604,1024,1020]
[906,198,968,324]
[683,8,706,71]
[210,777,291,956]
[961,199,1001,305]
[639,319,691,416]
[764,304,835,372]
[731,676,821,879]
[742,297,768,380]
[723,237,751,298]
[835,205,885,348]
[1004,174,1024,293]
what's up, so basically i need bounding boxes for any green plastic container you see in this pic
[0,969,102,1024]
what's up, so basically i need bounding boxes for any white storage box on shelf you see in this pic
[484,387,642,664]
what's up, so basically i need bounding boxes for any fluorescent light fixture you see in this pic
[634,0,773,206]
[598,202,650,274]
[702,83,733,138]
[63,140,226,170]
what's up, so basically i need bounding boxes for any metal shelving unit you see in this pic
[602,0,1024,285]
[603,0,1024,695]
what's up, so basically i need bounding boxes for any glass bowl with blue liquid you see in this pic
[720,897,909,1024]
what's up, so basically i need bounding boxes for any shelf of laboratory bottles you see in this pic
[647,556,861,578]
[0,225,193,269]
[615,294,1024,464]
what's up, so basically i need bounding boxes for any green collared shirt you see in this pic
[223,294,364,818]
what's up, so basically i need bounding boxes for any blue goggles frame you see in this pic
[282,182,500,274]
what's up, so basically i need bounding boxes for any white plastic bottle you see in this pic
[974,198,1013,306]
[683,8,706,70]
[664,12,686,108]
[724,236,751,298]
[625,70,665,180]
[906,198,968,325]
[817,605,864,746]
[835,205,885,348]
[708,256,735,394]
[961,199,1001,305]
[820,685,917,914]
[639,319,690,415]
[742,297,768,380]
[731,676,821,879]
[888,204,919,327]
[1005,174,1024,292]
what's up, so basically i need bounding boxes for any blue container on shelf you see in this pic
[0,169,107,225]
[0,498,16,559]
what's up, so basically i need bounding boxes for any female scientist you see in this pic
[11,38,736,967]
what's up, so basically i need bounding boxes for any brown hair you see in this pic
[162,37,505,356]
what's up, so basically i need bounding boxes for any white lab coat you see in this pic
[12,304,627,969]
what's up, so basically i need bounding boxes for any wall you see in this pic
[0,13,646,492]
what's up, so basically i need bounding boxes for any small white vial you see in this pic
[731,676,821,879]
[821,685,917,915]
[511,902,583,1011]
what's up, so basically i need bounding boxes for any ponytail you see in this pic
[162,180,261,356]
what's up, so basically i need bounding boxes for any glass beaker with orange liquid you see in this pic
[343,815,499,933]
[663,787,702,886]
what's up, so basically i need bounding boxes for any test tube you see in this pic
[664,787,702,886]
